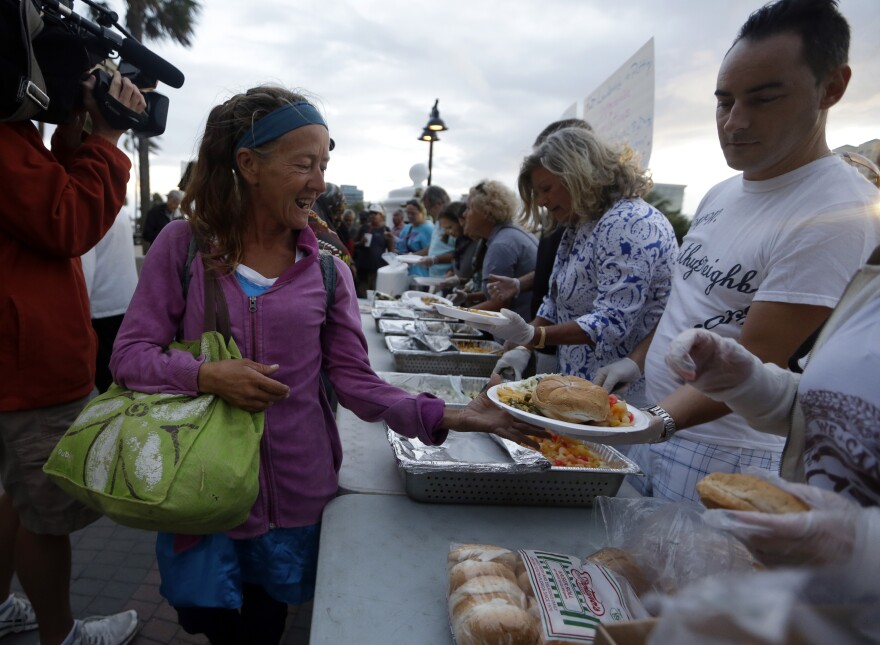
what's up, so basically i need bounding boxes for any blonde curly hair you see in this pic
[466,179,518,226]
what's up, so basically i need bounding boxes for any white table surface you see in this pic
[310,494,609,645]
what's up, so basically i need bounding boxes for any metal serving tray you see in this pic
[377,319,482,338]
[384,336,502,377]
[387,428,642,507]
[376,371,488,407]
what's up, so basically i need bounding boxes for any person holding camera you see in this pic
[0,70,145,644]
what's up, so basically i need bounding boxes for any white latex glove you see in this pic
[665,329,799,437]
[702,472,864,568]
[468,308,536,346]
[492,346,532,381]
[416,255,435,268]
[487,274,520,302]
[449,289,468,306]
[438,275,461,290]
[593,357,641,393]
[665,328,764,395]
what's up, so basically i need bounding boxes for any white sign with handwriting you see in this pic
[583,38,654,167]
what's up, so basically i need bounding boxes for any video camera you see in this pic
[0,0,184,137]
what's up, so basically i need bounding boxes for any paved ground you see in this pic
[3,514,312,644]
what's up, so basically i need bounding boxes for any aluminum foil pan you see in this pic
[376,371,487,406]
[387,426,642,477]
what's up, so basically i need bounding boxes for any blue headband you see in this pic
[233,101,330,158]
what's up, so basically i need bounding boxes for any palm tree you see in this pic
[124,0,201,231]
[645,189,691,244]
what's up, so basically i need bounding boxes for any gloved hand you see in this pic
[468,308,536,346]
[665,328,763,396]
[593,357,641,393]
[702,473,862,567]
[487,274,520,302]
[417,255,435,268]
[449,289,468,306]
[664,329,799,436]
[438,275,461,290]
[492,346,532,382]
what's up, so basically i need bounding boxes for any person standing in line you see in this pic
[595,0,880,503]
[141,189,183,255]
[0,70,144,645]
[81,207,139,393]
[354,203,394,297]
[416,185,455,277]
[395,198,434,277]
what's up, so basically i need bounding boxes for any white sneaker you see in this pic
[0,594,38,637]
[71,610,139,645]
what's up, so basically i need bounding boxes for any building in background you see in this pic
[341,184,364,208]
[834,139,880,187]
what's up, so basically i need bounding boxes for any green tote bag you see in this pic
[44,262,264,534]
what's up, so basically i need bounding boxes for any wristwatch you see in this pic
[646,404,677,443]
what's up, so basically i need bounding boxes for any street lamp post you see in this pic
[419,99,448,186]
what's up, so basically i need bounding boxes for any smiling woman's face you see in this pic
[530,166,572,224]
[246,124,330,230]
[405,204,424,224]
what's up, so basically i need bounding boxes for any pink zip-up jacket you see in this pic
[110,219,447,537]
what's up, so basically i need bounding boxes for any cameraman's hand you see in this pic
[82,71,146,144]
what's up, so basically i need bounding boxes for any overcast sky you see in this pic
[109,0,880,215]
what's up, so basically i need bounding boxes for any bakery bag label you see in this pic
[519,550,635,642]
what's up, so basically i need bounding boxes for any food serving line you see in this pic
[310,298,643,644]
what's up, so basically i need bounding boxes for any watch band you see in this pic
[646,404,677,442]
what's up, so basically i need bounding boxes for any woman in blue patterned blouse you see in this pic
[479,128,678,404]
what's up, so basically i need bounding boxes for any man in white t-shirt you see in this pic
[595,0,880,502]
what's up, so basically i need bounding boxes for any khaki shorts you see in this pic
[0,394,102,535]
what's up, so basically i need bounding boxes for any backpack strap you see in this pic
[318,250,337,312]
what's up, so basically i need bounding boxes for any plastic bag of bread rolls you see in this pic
[447,543,647,645]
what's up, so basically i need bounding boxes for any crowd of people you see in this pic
[1,0,878,644]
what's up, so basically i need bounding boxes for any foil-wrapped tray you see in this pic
[376,371,488,407]
[377,319,482,338]
[387,428,642,507]
[384,336,502,377]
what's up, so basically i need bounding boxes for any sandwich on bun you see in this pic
[532,375,610,424]
[696,473,810,514]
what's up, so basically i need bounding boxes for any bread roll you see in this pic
[453,602,538,645]
[449,560,517,593]
[532,375,610,424]
[449,575,526,617]
[696,473,810,514]
[448,543,518,571]
[584,547,650,597]
[516,569,533,596]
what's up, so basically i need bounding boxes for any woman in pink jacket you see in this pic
[110,85,543,645]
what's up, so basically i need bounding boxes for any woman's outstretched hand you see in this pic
[441,392,550,449]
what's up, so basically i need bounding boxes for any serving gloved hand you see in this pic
[664,329,799,436]
[702,473,874,568]
[593,357,641,393]
[416,255,435,268]
[487,274,520,302]
[467,308,536,346]
[449,289,468,306]
[438,275,462,290]
[492,346,532,382]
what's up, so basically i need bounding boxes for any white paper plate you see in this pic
[412,276,447,287]
[433,303,507,326]
[401,290,454,311]
[396,254,424,264]
[486,381,649,439]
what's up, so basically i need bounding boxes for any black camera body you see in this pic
[0,0,183,137]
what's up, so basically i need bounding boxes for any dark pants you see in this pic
[91,313,125,393]
[175,583,288,645]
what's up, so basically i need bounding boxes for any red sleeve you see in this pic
[0,121,131,257]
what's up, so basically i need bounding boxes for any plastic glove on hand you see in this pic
[487,274,520,302]
[416,256,434,268]
[492,346,532,382]
[702,473,861,568]
[665,328,763,396]
[468,308,536,346]
[438,276,461,290]
[449,289,468,306]
[593,357,641,394]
